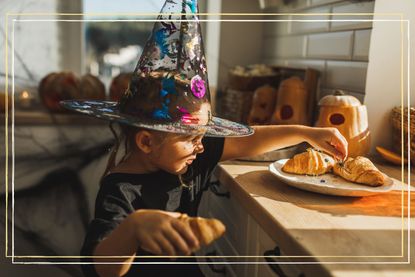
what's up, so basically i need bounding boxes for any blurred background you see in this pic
[0,0,414,276]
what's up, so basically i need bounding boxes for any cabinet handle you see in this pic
[264,247,305,277]
[206,250,227,275]
[209,181,230,198]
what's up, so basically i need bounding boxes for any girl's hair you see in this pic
[101,123,167,180]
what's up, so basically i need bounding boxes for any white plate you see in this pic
[269,159,394,197]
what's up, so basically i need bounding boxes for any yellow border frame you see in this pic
[3,12,410,263]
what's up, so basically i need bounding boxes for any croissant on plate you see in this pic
[333,156,386,187]
[282,148,335,176]
[178,214,226,249]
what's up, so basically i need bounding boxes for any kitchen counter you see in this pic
[214,158,414,276]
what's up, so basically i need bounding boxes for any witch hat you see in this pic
[61,0,253,137]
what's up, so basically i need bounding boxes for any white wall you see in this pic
[261,0,375,103]
[365,0,415,152]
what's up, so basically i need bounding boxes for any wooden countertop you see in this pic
[215,158,415,277]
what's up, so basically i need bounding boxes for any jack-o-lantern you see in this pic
[110,73,133,102]
[314,90,371,157]
[247,85,277,125]
[38,72,81,112]
[270,77,309,125]
[79,74,106,100]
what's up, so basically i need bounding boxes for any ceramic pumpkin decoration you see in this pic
[315,90,371,157]
[247,85,277,125]
[109,73,133,102]
[270,76,309,125]
[79,74,106,100]
[38,72,81,112]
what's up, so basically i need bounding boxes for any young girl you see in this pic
[61,1,348,276]
[79,122,347,277]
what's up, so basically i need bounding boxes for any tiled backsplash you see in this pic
[262,0,375,103]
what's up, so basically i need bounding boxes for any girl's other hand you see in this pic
[306,127,348,161]
[128,210,200,257]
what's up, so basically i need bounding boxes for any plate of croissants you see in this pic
[269,148,394,197]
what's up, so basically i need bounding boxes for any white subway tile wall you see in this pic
[264,35,307,58]
[307,31,353,59]
[326,61,368,92]
[331,1,375,30]
[310,0,342,7]
[263,0,373,102]
[291,7,331,34]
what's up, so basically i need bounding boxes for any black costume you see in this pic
[81,137,225,277]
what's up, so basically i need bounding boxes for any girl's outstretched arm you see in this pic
[221,125,348,162]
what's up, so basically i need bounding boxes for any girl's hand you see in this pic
[128,210,199,256]
[305,127,348,161]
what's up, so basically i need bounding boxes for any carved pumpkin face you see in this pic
[315,90,371,157]
[270,77,309,125]
[247,85,277,125]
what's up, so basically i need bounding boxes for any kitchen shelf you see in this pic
[0,109,107,125]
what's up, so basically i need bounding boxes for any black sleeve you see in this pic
[80,181,143,277]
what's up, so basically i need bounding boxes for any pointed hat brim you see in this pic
[61,100,253,137]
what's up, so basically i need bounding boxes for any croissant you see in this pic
[178,214,226,248]
[282,148,335,175]
[333,156,386,187]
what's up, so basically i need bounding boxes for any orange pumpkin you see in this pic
[38,72,81,112]
[270,77,309,125]
[109,73,132,102]
[247,85,277,125]
[0,92,11,113]
[314,90,371,157]
[79,74,106,100]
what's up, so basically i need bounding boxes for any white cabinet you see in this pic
[198,180,307,277]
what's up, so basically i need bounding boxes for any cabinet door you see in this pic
[207,181,249,255]
[198,179,251,277]
[196,243,237,277]
[256,225,306,277]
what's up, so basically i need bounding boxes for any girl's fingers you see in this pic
[325,141,345,160]
[162,227,191,255]
[141,239,162,255]
[155,234,176,256]
[160,211,182,218]
[336,140,348,160]
[171,220,199,250]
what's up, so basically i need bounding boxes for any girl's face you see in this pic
[149,132,205,175]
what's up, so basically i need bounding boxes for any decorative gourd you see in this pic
[109,73,132,102]
[314,90,371,157]
[270,77,309,125]
[247,85,277,125]
[79,74,106,100]
[38,72,81,112]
